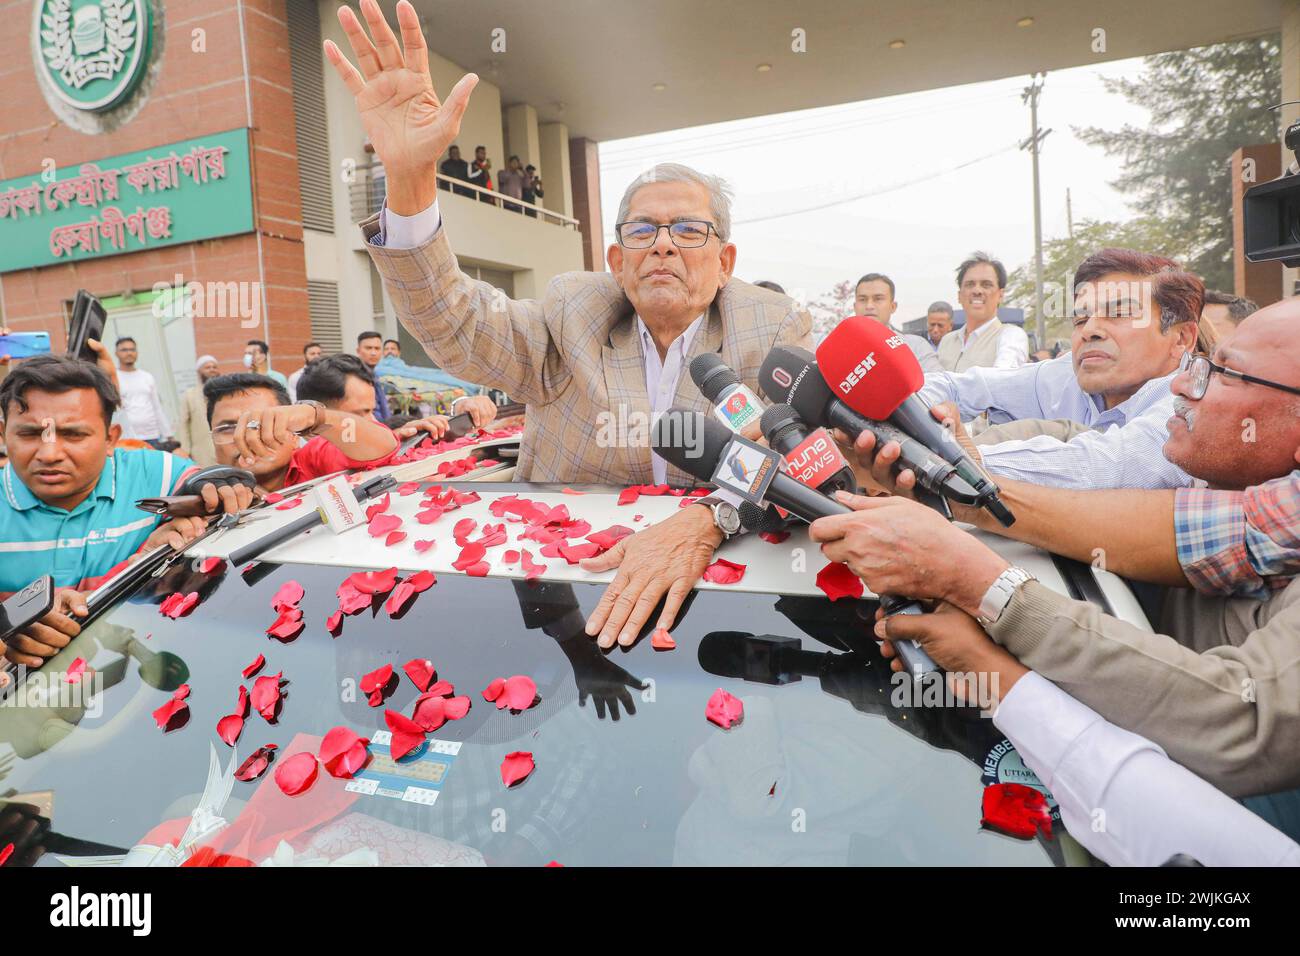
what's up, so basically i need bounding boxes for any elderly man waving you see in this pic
[325,0,812,647]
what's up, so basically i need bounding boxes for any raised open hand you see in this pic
[325,0,478,214]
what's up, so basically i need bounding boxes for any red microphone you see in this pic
[815,317,1014,526]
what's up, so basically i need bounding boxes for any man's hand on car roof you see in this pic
[2,588,87,669]
[582,505,723,648]
[139,516,209,554]
[809,492,1009,619]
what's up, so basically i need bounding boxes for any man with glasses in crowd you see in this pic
[323,0,812,648]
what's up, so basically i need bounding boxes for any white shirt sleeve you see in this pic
[147,372,171,437]
[376,198,443,250]
[978,400,1194,489]
[993,324,1030,369]
[994,672,1300,866]
[917,363,1047,422]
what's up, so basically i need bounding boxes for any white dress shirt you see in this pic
[116,368,170,441]
[919,354,1193,490]
[993,672,1300,866]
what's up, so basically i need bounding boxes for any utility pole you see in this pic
[1021,73,1051,347]
[1066,187,1074,239]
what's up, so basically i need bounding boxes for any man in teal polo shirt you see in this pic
[0,356,253,667]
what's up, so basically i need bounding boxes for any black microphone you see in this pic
[689,353,763,433]
[758,347,977,511]
[760,403,858,497]
[651,408,938,678]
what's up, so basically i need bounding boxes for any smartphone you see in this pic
[66,289,106,363]
[0,331,52,360]
[0,575,55,645]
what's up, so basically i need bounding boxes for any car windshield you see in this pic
[0,481,1065,867]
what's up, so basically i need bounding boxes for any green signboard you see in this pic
[0,127,255,272]
[33,0,153,112]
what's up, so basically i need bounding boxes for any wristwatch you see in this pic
[700,499,741,539]
[294,399,328,436]
[977,566,1035,625]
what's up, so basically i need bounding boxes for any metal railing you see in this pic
[348,162,578,229]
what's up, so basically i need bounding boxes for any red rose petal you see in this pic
[271,580,304,611]
[235,746,276,782]
[981,783,1053,840]
[319,726,371,778]
[520,550,546,581]
[503,549,521,564]
[64,657,88,684]
[266,613,304,643]
[364,493,391,521]
[275,497,304,510]
[0,843,12,867]
[558,541,603,564]
[414,538,436,553]
[385,531,408,547]
[264,492,284,504]
[463,562,490,577]
[477,523,508,547]
[152,696,189,731]
[815,561,864,602]
[497,674,538,711]
[200,556,225,574]
[349,568,399,595]
[385,581,416,616]
[397,482,422,496]
[368,513,403,537]
[274,752,319,796]
[705,688,744,729]
[651,627,676,651]
[413,693,447,732]
[500,751,535,787]
[360,663,394,699]
[251,672,284,721]
[453,517,478,545]
[241,653,266,679]
[384,709,426,760]
[407,570,436,592]
[403,658,437,692]
[617,487,640,506]
[483,677,506,702]
[426,679,454,697]
[326,610,343,635]
[453,541,488,571]
[759,530,791,544]
[562,487,585,495]
[640,484,670,496]
[633,514,644,522]
[161,591,200,619]
[444,695,471,720]
[702,558,746,585]
[336,580,372,615]
[587,525,634,550]
[217,713,244,746]
[236,685,250,719]
[416,506,445,525]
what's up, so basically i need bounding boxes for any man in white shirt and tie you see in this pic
[936,252,1029,372]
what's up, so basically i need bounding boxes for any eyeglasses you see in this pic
[616,220,719,249]
[1179,351,1300,401]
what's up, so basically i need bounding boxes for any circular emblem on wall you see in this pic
[33,0,152,112]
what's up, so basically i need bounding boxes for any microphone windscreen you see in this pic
[759,403,801,441]
[689,353,739,403]
[650,408,733,482]
[815,316,925,420]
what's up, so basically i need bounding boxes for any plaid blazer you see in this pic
[361,216,813,484]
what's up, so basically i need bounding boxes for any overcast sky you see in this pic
[597,57,1152,326]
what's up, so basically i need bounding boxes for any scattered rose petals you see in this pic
[453,541,490,576]
[816,561,864,602]
[414,539,436,553]
[200,556,225,574]
[152,684,191,731]
[483,677,506,703]
[364,494,391,521]
[981,783,1053,840]
[403,658,437,692]
[705,688,744,729]
[476,522,508,547]
[64,657,88,684]
[360,664,394,707]
[274,752,319,796]
[368,513,403,537]
[160,591,200,619]
[702,558,746,585]
[760,530,791,544]
[251,673,285,721]
[235,745,277,782]
[651,628,676,651]
[217,713,244,746]
[241,654,266,679]
[384,709,426,760]
[501,751,535,787]
[319,726,370,778]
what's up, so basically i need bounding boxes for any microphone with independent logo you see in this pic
[651,408,939,677]
[815,317,1015,526]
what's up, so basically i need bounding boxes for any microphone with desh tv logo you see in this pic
[689,353,764,433]
[815,317,1015,526]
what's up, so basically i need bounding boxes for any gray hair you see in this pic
[616,163,734,242]
[926,300,954,317]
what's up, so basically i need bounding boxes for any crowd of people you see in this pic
[438,144,542,214]
[0,0,1295,870]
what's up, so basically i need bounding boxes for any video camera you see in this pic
[1243,114,1300,267]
